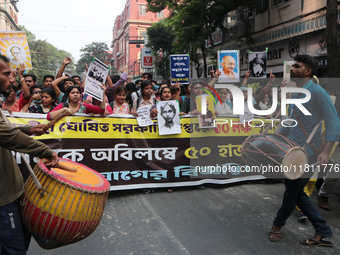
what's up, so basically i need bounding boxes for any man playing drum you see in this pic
[0,55,59,255]
[269,55,340,247]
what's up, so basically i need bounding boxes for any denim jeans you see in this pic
[0,198,31,255]
[273,156,332,238]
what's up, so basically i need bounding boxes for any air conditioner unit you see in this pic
[117,52,122,57]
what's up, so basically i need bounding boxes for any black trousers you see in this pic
[0,198,31,255]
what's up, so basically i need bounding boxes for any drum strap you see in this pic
[293,108,322,156]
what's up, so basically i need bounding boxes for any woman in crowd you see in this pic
[215,88,232,115]
[47,85,105,120]
[155,83,169,101]
[150,85,174,118]
[29,88,57,114]
[150,85,180,193]
[180,81,203,115]
[2,85,20,113]
[109,85,130,114]
[131,80,157,117]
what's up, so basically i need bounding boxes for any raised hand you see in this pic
[245,70,251,78]
[150,108,158,118]
[268,70,275,85]
[174,81,181,91]
[63,57,72,66]
[16,63,26,76]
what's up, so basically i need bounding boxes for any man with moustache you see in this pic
[0,54,59,254]
[219,55,238,80]
[269,55,340,247]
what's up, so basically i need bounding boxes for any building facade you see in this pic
[0,0,18,31]
[111,0,169,79]
[196,0,337,82]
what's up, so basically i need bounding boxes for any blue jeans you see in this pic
[0,198,31,255]
[273,156,332,238]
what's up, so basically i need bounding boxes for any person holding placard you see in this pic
[109,85,130,115]
[47,85,105,120]
[180,81,203,115]
[131,80,157,117]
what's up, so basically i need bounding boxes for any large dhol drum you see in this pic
[21,158,110,249]
[241,134,308,180]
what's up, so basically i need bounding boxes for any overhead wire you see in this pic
[19,20,113,29]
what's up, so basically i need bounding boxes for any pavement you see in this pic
[27,180,340,255]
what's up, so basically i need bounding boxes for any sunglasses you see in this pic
[33,91,42,94]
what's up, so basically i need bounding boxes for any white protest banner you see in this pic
[137,106,153,127]
[84,58,109,101]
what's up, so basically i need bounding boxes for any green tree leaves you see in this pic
[147,20,176,79]
[19,25,75,84]
[75,42,109,74]
[146,0,254,78]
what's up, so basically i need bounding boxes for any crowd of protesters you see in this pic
[2,54,340,249]
[1,57,290,120]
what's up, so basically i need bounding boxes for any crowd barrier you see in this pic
[7,112,279,190]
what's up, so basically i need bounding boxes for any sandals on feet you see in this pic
[269,230,282,242]
[300,238,334,247]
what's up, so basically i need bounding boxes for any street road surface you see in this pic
[28,181,340,255]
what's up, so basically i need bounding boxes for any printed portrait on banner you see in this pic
[248,51,267,78]
[0,31,32,70]
[157,100,181,135]
[218,50,240,83]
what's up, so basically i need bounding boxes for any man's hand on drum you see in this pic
[30,124,46,136]
[317,142,334,165]
[317,152,329,166]
[45,152,59,168]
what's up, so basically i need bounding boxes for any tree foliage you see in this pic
[18,25,75,84]
[147,20,176,79]
[146,0,254,78]
[75,42,110,74]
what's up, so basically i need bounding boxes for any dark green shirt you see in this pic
[0,115,54,206]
